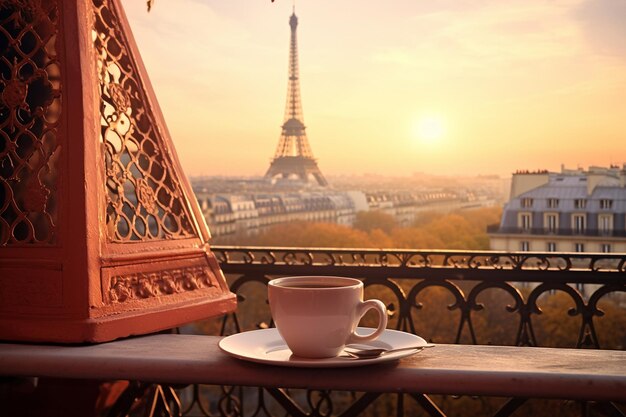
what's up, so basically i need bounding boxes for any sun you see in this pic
[412,114,445,145]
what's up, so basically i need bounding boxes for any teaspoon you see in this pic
[344,343,435,359]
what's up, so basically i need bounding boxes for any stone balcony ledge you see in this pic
[1,334,625,402]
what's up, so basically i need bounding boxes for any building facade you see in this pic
[489,165,626,253]
[195,190,366,237]
[196,186,498,238]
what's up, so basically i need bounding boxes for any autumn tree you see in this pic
[233,221,378,248]
[353,210,397,235]
[216,206,503,250]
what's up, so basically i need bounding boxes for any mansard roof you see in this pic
[510,175,626,213]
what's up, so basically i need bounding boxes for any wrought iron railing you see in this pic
[141,246,625,417]
[212,246,625,344]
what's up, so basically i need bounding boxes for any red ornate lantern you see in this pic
[0,0,236,342]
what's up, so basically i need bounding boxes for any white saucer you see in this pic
[218,327,428,368]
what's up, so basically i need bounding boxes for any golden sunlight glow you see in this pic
[125,1,626,177]
[412,115,445,145]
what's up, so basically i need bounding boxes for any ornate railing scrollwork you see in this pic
[117,247,624,416]
[170,246,626,417]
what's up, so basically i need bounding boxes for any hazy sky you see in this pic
[124,0,626,178]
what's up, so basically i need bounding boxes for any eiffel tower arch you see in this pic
[265,10,328,187]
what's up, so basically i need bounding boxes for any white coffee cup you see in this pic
[268,276,388,358]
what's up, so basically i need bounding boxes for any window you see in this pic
[520,241,530,251]
[600,199,613,209]
[574,199,587,209]
[547,198,559,208]
[521,198,533,208]
[572,214,586,234]
[544,213,558,233]
[574,243,585,252]
[598,214,613,235]
[519,213,532,231]
[547,242,557,252]
[601,244,611,253]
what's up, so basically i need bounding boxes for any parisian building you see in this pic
[489,165,626,253]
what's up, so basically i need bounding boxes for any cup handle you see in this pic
[346,299,388,344]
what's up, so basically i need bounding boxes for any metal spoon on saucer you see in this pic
[344,343,435,359]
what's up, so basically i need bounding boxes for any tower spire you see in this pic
[265,9,328,186]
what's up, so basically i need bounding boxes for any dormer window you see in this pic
[547,199,559,209]
[574,199,586,209]
[521,198,533,208]
[600,199,613,209]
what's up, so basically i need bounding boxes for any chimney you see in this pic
[509,171,550,199]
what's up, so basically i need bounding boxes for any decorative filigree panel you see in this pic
[0,0,62,245]
[92,0,196,242]
[107,265,217,304]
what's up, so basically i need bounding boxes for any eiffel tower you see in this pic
[265,9,328,187]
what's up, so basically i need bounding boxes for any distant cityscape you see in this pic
[193,163,626,257]
[191,174,506,237]
[190,8,626,256]
[191,9,508,239]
